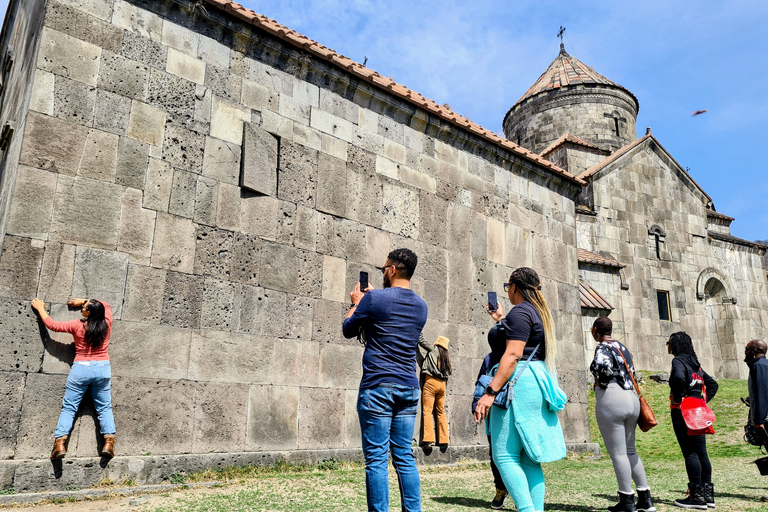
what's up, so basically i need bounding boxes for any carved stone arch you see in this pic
[648,224,666,237]
[696,267,733,302]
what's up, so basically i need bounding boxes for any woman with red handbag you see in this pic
[668,331,718,509]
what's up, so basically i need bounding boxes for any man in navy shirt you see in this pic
[343,248,428,512]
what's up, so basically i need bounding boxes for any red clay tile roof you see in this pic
[579,281,614,310]
[539,132,611,158]
[577,248,625,268]
[706,209,734,221]
[578,130,713,204]
[514,44,638,110]
[708,230,768,251]
[201,0,585,187]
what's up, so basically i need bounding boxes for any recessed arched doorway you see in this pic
[699,270,739,378]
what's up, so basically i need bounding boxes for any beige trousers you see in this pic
[422,374,448,444]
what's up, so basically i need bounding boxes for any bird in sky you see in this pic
[691,109,708,116]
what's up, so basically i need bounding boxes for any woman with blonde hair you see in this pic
[474,267,566,512]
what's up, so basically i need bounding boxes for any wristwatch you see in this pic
[485,386,498,396]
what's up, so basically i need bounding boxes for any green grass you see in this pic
[141,378,768,511]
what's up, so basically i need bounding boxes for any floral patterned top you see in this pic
[590,340,635,391]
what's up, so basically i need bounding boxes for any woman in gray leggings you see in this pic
[590,317,655,512]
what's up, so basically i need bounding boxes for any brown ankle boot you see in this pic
[50,436,67,459]
[101,435,115,458]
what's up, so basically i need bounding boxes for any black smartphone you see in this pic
[487,291,497,312]
[360,271,369,292]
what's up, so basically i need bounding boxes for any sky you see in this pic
[1,1,766,240]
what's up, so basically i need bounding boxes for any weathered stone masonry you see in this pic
[0,0,590,490]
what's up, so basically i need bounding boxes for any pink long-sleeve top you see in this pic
[43,301,113,362]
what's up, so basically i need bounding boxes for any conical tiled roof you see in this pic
[514,44,638,109]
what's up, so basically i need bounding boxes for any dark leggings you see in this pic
[488,435,506,491]
[671,408,712,483]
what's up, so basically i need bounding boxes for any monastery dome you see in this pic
[503,44,639,154]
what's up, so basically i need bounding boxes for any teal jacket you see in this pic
[487,360,567,463]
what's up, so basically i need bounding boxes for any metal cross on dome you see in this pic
[557,26,566,44]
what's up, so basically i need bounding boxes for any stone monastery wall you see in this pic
[0,0,588,489]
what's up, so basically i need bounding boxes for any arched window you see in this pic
[648,225,666,260]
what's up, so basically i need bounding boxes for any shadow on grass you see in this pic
[430,496,490,507]
[431,496,598,511]
[545,503,599,511]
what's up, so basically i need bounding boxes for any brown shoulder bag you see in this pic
[613,342,658,432]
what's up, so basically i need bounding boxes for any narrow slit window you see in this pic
[657,290,671,321]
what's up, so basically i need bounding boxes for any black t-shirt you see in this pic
[499,301,545,361]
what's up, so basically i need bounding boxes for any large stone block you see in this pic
[166,47,205,85]
[192,381,248,453]
[121,30,167,69]
[128,100,166,146]
[230,232,262,285]
[77,128,119,182]
[193,224,234,280]
[161,19,199,56]
[246,385,298,451]
[419,191,449,247]
[117,188,156,258]
[321,254,346,303]
[37,241,76,303]
[240,123,277,195]
[200,277,239,331]
[13,373,68,459]
[72,246,129,318]
[45,1,123,52]
[115,136,149,189]
[151,213,196,273]
[188,330,274,384]
[259,241,298,293]
[382,182,420,238]
[19,112,89,176]
[0,236,44,300]
[146,68,196,122]
[109,321,191,379]
[97,50,148,100]
[161,270,203,329]
[344,389,362,447]
[5,166,57,240]
[205,64,242,102]
[29,69,55,115]
[55,0,113,22]
[194,176,218,226]
[210,95,249,144]
[161,123,205,174]
[169,169,197,219]
[94,89,131,136]
[121,264,167,324]
[259,289,291,338]
[312,299,345,344]
[143,157,173,211]
[319,344,363,389]
[271,338,320,388]
[53,75,96,125]
[37,27,101,86]
[346,168,383,228]
[111,377,196,455]
[0,371,25,458]
[111,0,162,42]
[298,388,345,450]
[277,139,318,207]
[202,136,240,186]
[296,248,322,298]
[240,192,278,238]
[316,153,346,216]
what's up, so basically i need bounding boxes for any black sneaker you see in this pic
[674,483,707,510]
[491,488,508,510]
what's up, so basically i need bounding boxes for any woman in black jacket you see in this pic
[668,331,718,509]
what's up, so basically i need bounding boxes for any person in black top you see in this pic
[668,331,718,510]
[744,339,768,502]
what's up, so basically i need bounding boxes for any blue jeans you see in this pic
[357,384,421,512]
[55,361,116,438]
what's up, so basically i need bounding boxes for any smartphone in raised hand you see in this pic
[487,291,497,312]
[360,271,369,293]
